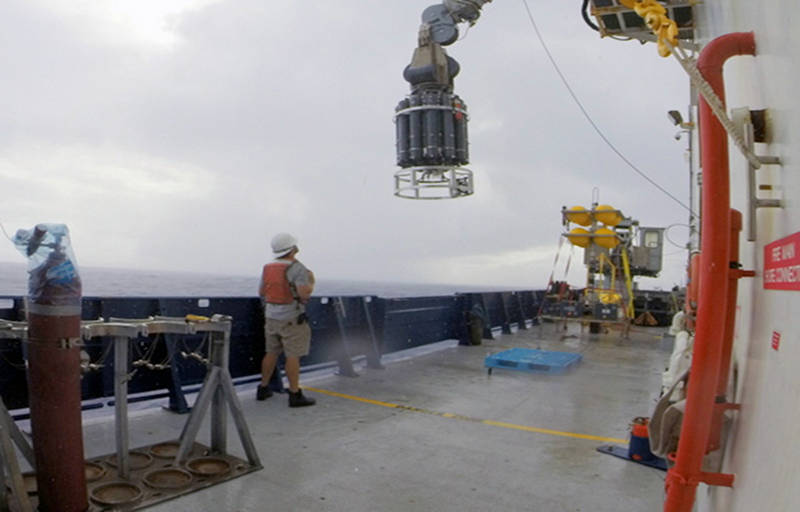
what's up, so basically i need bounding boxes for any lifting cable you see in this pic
[537,236,566,317]
[562,243,575,283]
[519,0,695,216]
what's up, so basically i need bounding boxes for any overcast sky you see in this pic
[0,0,693,290]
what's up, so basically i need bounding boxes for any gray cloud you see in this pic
[0,0,692,290]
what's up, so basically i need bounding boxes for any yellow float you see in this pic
[595,205,623,227]
[564,206,592,226]
[565,227,591,248]
[594,227,620,249]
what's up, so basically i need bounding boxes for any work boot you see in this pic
[256,385,273,401]
[288,389,316,408]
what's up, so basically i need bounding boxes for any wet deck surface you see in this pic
[78,321,672,511]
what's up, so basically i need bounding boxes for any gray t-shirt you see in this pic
[264,259,312,321]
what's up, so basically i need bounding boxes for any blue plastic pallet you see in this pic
[484,348,582,375]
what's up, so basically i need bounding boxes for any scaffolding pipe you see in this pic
[664,32,756,512]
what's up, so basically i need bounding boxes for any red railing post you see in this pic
[664,32,756,512]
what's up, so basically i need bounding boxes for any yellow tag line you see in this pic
[304,386,627,445]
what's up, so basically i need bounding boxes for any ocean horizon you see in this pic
[0,261,526,299]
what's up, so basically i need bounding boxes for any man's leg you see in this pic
[284,355,301,393]
[258,317,282,400]
[284,321,315,407]
[257,352,279,401]
[284,355,315,407]
[285,356,314,407]
[260,352,279,387]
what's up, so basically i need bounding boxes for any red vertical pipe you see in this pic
[664,33,756,512]
[28,311,88,512]
[708,209,744,451]
[708,209,742,444]
[719,210,744,401]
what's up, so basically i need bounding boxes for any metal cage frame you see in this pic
[394,165,474,200]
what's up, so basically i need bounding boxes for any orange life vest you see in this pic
[260,261,297,304]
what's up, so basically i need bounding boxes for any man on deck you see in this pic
[257,232,316,407]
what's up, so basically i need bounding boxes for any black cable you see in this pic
[582,0,599,31]
[664,223,690,249]
[0,221,14,242]
[520,0,696,217]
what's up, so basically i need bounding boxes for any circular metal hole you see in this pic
[185,456,231,477]
[12,465,106,495]
[106,451,153,470]
[85,462,107,482]
[90,481,144,506]
[149,441,181,459]
[143,467,193,490]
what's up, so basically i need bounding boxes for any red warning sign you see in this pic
[764,231,800,290]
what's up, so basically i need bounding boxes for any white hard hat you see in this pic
[271,232,297,256]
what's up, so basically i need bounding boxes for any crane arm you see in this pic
[403,1,493,95]
[423,0,493,46]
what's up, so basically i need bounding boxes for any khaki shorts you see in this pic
[265,316,311,357]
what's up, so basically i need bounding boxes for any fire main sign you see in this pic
[764,231,800,290]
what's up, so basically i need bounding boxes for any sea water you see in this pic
[0,262,507,298]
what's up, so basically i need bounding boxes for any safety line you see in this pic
[303,386,627,444]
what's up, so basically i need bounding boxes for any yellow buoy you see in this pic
[594,227,620,249]
[565,206,592,226]
[595,205,623,226]
[565,227,591,248]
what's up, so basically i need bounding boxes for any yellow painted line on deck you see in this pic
[304,386,627,445]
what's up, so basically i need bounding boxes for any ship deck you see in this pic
[75,321,672,511]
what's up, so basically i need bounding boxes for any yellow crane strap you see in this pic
[619,0,679,57]
[621,249,635,318]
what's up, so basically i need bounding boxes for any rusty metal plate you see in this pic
[90,481,144,506]
[186,456,231,477]
[143,467,193,490]
[20,442,259,511]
